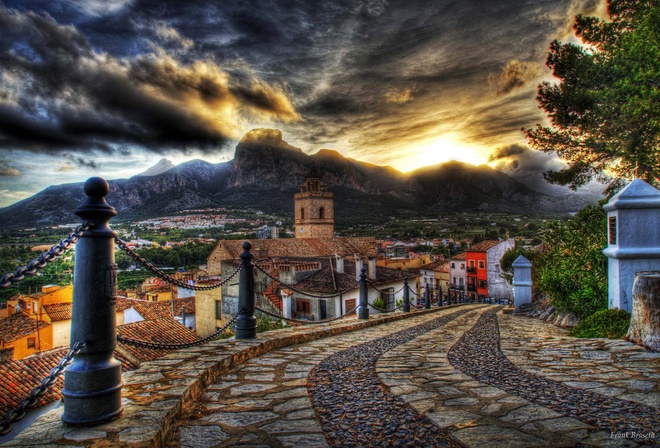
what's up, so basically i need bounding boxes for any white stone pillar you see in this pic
[603,179,660,312]
[512,255,532,308]
[282,291,293,319]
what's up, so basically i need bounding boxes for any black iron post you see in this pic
[236,242,257,339]
[62,177,122,426]
[358,267,369,320]
[402,278,410,312]
[437,285,443,306]
[424,282,431,309]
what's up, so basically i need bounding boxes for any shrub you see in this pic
[569,309,631,339]
[373,297,385,309]
[537,205,608,318]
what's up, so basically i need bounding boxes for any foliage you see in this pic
[569,308,631,338]
[255,314,286,333]
[525,0,660,193]
[537,205,608,318]
[395,298,403,308]
[499,246,539,285]
[373,296,385,309]
[116,241,215,270]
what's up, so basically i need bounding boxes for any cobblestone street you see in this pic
[166,305,660,448]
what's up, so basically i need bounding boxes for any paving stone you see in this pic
[229,383,278,395]
[435,386,467,397]
[232,399,273,408]
[469,386,506,398]
[273,397,311,412]
[202,411,278,426]
[537,417,593,432]
[63,429,107,442]
[178,425,229,448]
[265,387,308,399]
[277,433,330,448]
[260,419,322,434]
[452,425,548,448]
[501,405,562,423]
[443,397,480,406]
[426,410,480,427]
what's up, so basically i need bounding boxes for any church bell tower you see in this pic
[294,170,334,239]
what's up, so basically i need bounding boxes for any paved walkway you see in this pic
[166,306,659,448]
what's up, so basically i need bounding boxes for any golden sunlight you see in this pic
[398,134,488,173]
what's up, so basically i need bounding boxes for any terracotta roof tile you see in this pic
[116,297,195,321]
[0,314,49,343]
[451,253,466,261]
[42,303,72,322]
[466,240,503,252]
[117,318,201,363]
[210,237,377,261]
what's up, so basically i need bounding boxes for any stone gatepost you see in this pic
[512,255,532,308]
[603,179,660,312]
[282,290,293,319]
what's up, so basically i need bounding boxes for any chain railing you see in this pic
[117,310,242,350]
[253,262,359,299]
[0,340,87,437]
[115,238,243,291]
[255,304,359,325]
[367,303,398,313]
[365,280,405,296]
[0,223,89,289]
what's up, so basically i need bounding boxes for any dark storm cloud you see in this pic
[488,143,563,175]
[2,0,607,168]
[0,6,298,155]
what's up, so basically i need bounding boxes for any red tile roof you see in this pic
[0,314,49,343]
[42,302,72,322]
[117,318,201,363]
[451,252,466,261]
[116,297,195,321]
[210,237,377,262]
[466,240,503,252]
[0,353,63,418]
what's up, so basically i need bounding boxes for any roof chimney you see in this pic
[368,256,377,280]
[355,255,364,282]
[335,254,344,273]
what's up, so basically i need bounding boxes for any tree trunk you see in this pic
[628,271,660,352]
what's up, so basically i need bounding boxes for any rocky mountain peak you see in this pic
[137,158,175,177]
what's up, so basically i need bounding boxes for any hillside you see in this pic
[0,129,593,230]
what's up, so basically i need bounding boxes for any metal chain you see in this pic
[0,340,87,436]
[115,238,242,291]
[255,305,359,325]
[117,311,242,350]
[0,223,89,289]
[253,262,359,299]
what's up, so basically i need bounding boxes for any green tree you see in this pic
[525,0,660,193]
[499,246,538,285]
[537,206,608,318]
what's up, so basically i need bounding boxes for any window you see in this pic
[296,300,311,318]
[300,208,305,220]
[215,300,222,320]
[478,260,485,269]
[27,337,36,348]
[319,207,325,219]
[609,216,617,245]
[451,263,455,269]
[494,264,500,272]
[478,280,487,289]
[460,264,465,269]
[453,277,456,284]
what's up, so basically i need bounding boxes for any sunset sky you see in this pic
[0,0,606,207]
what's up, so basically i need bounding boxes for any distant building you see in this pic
[294,170,335,239]
[465,239,515,301]
[449,253,467,302]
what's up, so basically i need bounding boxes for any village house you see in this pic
[465,239,515,301]
[449,252,467,302]
[419,259,451,304]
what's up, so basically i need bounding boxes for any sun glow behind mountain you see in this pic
[396,134,488,173]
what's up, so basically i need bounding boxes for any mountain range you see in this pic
[0,129,597,230]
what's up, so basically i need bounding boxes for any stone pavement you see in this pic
[5,304,660,447]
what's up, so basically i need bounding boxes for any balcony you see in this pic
[466,267,477,274]
[467,285,477,292]
[449,284,465,290]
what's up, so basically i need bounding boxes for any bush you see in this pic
[569,309,631,339]
[537,205,608,318]
[373,297,385,309]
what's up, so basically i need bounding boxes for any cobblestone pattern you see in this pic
[448,310,660,446]
[168,306,482,448]
[308,308,481,447]
[3,307,447,447]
